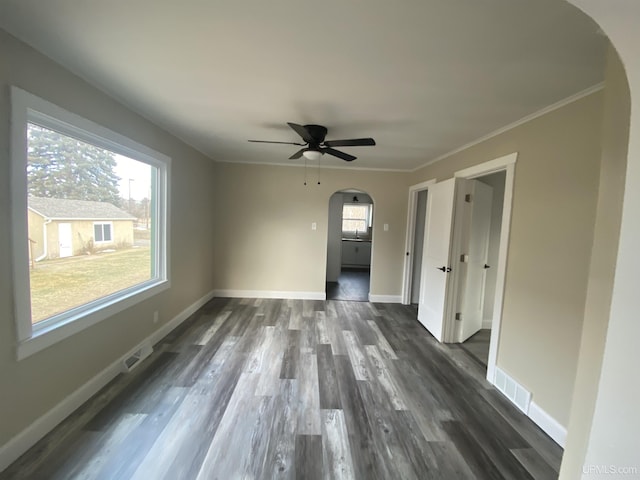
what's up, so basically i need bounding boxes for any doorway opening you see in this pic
[402,153,516,382]
[457,170,506,371]
[401,179,436,305]
[326,189,374,301]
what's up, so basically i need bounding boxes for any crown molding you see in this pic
[411,82,605,172]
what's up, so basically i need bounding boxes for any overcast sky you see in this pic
[114,154,152,201]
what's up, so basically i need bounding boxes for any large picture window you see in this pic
[11,88,170,359]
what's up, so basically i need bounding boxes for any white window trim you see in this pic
[93,221,114,244]
[11,87,171,360]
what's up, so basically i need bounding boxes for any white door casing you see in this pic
[417,178,458,341]
[58,223,72,258]
[453,152,517,382]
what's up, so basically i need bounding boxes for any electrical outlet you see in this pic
[384,223,389,231]
[153,311,159,324]
[311,222,317,230]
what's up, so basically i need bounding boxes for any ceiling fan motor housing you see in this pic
[303,125,328,146]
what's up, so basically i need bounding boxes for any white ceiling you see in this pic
[0,0,606,171]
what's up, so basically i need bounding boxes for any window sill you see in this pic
[16,279,169,361]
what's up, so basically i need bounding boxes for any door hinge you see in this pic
[460,254,468,263]
[465,194,472,203]
[455,312,462,320]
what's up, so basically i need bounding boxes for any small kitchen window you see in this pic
[342,203,372,236]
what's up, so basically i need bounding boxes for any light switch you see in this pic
[384,223,389,231]
[311,222,317,231]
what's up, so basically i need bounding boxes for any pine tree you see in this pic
[27,124,122,206]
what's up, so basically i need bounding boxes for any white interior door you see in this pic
[58,223,72,258]
[457,180,493,342]
[417,178,457,341]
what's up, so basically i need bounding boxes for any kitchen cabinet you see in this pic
[341,240,372,267]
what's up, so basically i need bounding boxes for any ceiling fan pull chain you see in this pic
[304,157,308,186]
[317,157,321,185]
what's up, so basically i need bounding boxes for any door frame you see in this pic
[325,188,375,301]
[401,179,436,305]
[452,152,517,383]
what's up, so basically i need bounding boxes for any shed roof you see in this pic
[28,196,136,220]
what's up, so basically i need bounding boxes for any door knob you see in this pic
[437,266,452,272]
[484,264,490,269]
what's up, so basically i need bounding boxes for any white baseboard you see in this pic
[528,401,567,448]
[149,290,215,346]
[0,289,215,473]
[368,294,402,303]
[482,318,493,329]
[0,356,122,473]
[212,289,326,300]
[491,367,567,448]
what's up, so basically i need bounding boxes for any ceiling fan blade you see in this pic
[289,148,306,160]
[324,138,376,147]
[248,140,306,146]
[287,123,315,143]
[322,147,356,162]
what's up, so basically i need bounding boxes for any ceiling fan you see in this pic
[248,123,376,162]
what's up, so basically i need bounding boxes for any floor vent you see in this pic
[494,367,531,414]
[121,342,153,373]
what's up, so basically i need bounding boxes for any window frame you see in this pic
[11,87,171,360]
[93,222,114,244]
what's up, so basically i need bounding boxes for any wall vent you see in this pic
[494,367,532,414]
[121,342,153,373]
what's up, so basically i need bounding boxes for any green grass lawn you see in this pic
[29,247,152,324]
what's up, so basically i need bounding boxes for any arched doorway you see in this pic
[325,189,374,301]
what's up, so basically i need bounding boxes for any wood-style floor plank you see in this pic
[194,372,262,480]
[321,409,356,479]
[296,352,321,435]
[511,448,559,480]
[317,344,342,409]
[295,435,323,480]
[256,379,298,479]
[1,299,563,480]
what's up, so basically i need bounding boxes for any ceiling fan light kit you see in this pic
[248,122,376,163]
[302,149,322,161]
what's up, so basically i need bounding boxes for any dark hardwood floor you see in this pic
[326,268,370,302]
[1,298,562,479]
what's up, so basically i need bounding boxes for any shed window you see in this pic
[93,223,113,243]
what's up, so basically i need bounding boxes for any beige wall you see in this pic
[560,46,629,478]
[0,30,216,447]
[411,91,604,427]
[212,162,408,297]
